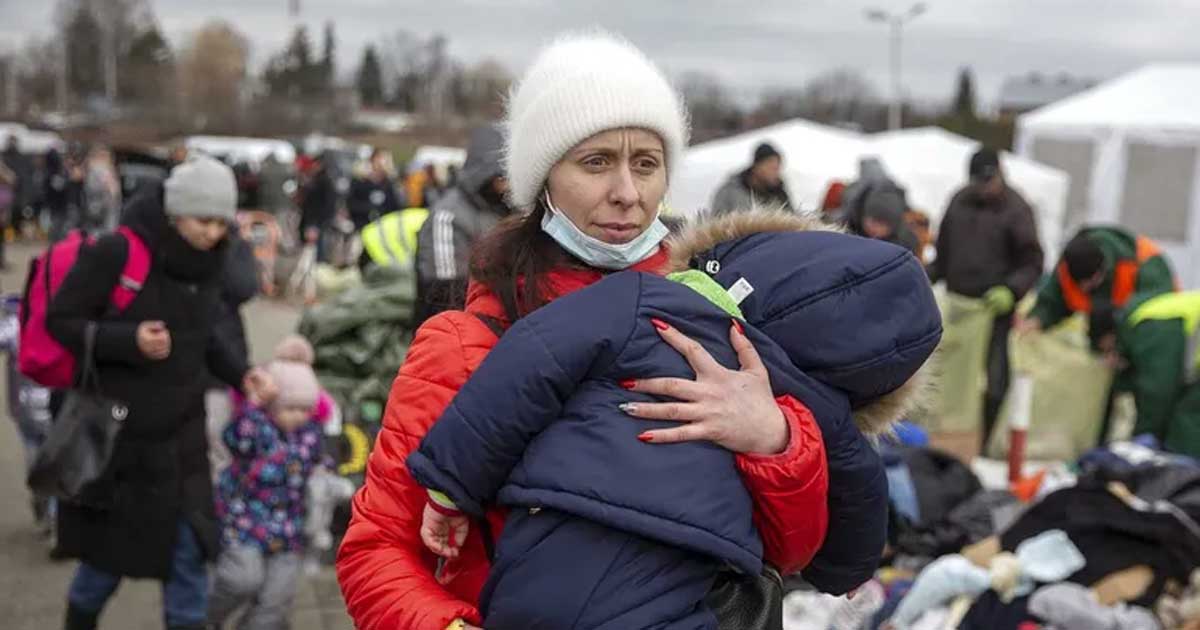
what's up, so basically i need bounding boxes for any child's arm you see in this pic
[405,273,641,517]
[222,404,280,459]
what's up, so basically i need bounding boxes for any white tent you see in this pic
[871,127,1070,260]
[185,135,297,167]
[669,119,869,216]
[1017,63,1200,287]
[0,123,66,154]
[672,121,1070,263]
[407,145,467,172]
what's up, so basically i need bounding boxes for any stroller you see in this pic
[0,294,56,538]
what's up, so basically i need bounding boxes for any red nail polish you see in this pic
[620,379,637,390]
[732,319,745,335]
[637,433,654,442]
[651,318,670,331]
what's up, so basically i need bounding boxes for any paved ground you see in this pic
[0,242,356,629]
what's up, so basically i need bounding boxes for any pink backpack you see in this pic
[18,227,151,388]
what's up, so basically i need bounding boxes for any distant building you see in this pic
[998,73,1096,117]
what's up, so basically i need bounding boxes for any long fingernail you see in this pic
[651,318,670,331]
[620,379,637,390]
[732,319,745,335]
[619,403,637,414]
[637,433,653,442]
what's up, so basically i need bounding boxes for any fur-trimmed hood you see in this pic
[665,210,941,435]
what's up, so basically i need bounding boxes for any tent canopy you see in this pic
[1020,64,1200,132]
[185,135,297,166]
[0,123,66,154]
[870,127,1070,257]
[669,119,869,216]
[670,121,1069,262]
[1016,63,1200,287]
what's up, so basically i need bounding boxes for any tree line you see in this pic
[0,0,1012,148]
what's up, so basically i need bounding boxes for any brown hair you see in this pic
[469,202,584,322]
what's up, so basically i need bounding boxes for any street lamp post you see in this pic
[866,3,927,131]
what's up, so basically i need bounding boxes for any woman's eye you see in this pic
[634,159,660,173]
[583,156,608,168]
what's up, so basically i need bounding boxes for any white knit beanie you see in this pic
[164,155,237,221]
[504,32,691,212]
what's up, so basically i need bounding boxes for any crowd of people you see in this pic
[0,137,126,264]
[4,26,1200,630]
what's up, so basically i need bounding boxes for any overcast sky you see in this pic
[3,0,1198,109]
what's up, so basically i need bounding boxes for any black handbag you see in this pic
[27,322,128,508]
[706,566,785,630]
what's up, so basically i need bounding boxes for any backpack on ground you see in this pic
[18,227,151,388]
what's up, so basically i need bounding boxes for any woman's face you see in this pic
[174,217,229,251]
[545,128,667,245]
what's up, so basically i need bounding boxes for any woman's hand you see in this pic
[621,319,789,455]
[136,320,171,360]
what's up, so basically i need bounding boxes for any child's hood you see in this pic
[667,210,942,434]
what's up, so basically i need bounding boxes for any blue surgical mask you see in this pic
[540,192,669,270]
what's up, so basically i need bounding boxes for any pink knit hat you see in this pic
[274,334,315,365]
[267,359,320,411]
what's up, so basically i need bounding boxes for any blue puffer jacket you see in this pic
[407,212,941,626]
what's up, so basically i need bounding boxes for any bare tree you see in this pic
[450,58,511,120]
[179,21,250,132]
[53,0,154,104]
[14,38,64,113]
[677,72,743,142]
[798,69,882,128]
[752,69,885,131]
[377,30,424,111]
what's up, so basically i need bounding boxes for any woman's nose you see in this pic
[608,165,639,208]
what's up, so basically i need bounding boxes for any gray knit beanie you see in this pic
[164,155,237,221]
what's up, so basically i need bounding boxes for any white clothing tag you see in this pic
[727,277,755,305]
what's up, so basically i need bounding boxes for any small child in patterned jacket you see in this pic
[209,337,324,630]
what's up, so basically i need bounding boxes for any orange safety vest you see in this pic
[1058,235,1162,314]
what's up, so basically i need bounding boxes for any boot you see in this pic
[64,604,99,630]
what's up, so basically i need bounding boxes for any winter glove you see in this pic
[983,286,1016,316]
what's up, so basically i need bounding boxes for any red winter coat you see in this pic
[335,248,829,630]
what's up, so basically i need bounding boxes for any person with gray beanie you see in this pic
[46,155,277,630]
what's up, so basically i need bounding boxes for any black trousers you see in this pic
[982,314,1013,452]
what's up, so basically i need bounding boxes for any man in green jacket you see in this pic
[1020,226,1176,344]
[1092,291,1200,457]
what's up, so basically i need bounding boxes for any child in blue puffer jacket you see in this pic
[407,212,942,629]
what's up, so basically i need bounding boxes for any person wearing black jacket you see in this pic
[205,233,261,477]
[215,234,260,364]
[928,148,1044,449]
[347,149,403,230]
[43,149,72,241]
[300,153,338,262]
[46,156,275,630]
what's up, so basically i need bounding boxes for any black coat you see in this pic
[928,185,1045,299]
[46,189,248,579]
[300,167,337,233]
[214,234,259,369]
[41,149,71,213]
[347,176,402,230]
